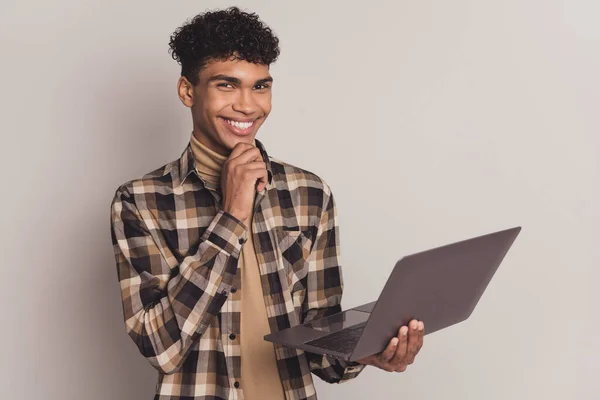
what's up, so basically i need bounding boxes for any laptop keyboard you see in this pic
[305,323,366,355]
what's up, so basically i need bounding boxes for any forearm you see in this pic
[112,185,247,374]
[124,243,238,373]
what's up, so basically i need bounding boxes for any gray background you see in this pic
[1,0,598,399]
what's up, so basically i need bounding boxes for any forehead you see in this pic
[199,58,271,83]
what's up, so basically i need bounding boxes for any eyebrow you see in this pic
[207,74,273,86]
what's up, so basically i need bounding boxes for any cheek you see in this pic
[258,94,273,115]
[199,92,230,119]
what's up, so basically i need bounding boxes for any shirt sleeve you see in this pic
[302,183,366,383]
[110,184,247,375]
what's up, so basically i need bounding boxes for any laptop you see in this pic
[264,226,521,362]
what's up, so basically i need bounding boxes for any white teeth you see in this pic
[225,119,253,129]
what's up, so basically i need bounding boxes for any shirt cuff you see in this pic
[200,210,248,257]
[339,361,367,382]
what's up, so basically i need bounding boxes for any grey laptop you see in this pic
[264,226,521,362]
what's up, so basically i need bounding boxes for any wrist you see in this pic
[224,209,244,222]
[223,208,246,224]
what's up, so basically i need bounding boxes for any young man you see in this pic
[110,7,424,400]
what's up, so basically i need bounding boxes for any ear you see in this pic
[177,76,195,107]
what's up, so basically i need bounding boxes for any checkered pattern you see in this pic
[110,139,365,400]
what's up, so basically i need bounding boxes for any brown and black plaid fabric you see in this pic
[110,139,365,400]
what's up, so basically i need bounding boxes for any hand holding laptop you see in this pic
[356,319,425,372]
[264,227,521,367]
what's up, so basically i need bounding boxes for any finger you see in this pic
[228,142,254,160]
[232,146,262,165]
[241,167,269,192]
[414,321,425,354]
[394,364,408,373]
[404,320,421,365]
[241,162,268,181]
[255,168,269,192]
[379,336,399,363]
[390,325,409,365]
[256,179,267,192]
[241,166,268,182]
[240,161,267,171]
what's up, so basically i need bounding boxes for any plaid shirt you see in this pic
[110,139,365,400]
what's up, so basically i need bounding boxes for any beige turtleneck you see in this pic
[190,133,284,400]
[190,133,226,187]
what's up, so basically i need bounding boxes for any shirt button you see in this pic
[234,381,240,388]
[230,287,237,293]
[238,237,246,245]
[229,333,236,340]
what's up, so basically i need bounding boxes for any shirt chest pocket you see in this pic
[275,226,313,297]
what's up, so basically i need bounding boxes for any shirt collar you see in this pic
[178,138,273,188]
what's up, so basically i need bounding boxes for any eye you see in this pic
[255,84,270,90]
[217,83,234,89]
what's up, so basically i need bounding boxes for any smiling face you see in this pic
[177,56,273,156]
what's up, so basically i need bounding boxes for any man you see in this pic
[110,7,424,400]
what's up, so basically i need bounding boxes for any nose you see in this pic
[232,89,256,115]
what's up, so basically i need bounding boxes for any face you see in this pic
[178,57,273,156]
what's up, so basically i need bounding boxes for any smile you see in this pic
[223,118,255,129]
[220,117,257,136]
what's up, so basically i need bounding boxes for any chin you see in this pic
[224,134,256,148]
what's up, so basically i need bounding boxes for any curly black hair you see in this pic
[169,7,280,85]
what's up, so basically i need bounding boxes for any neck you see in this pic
[192,128,230,157]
